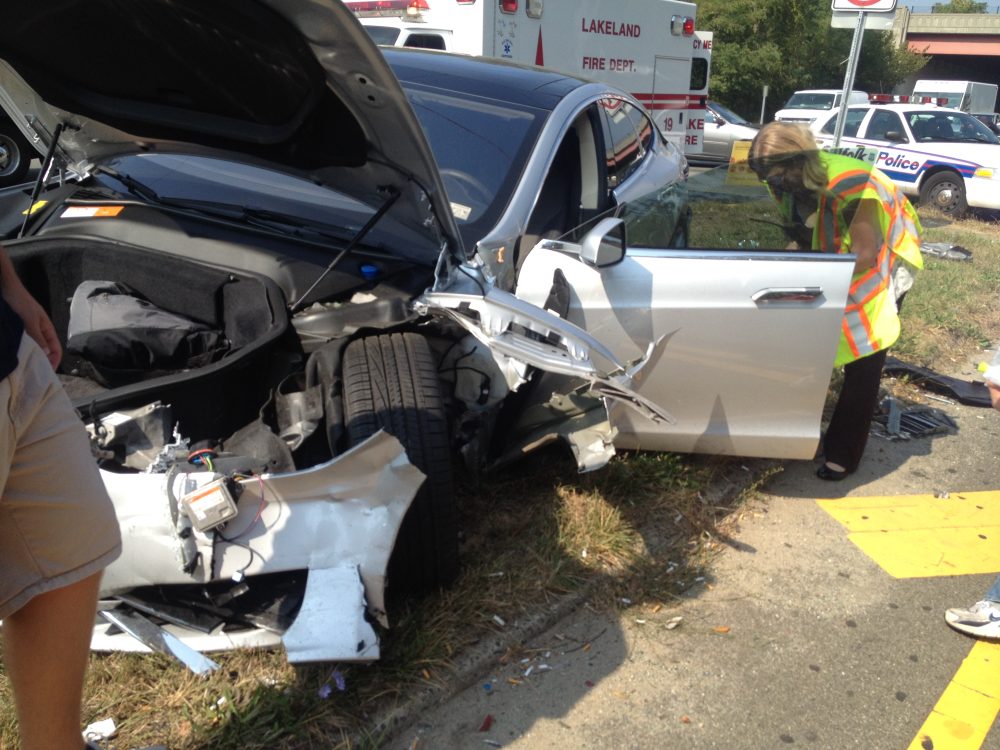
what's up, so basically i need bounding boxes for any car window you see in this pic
[598,98,645,188]
[866,110,905,141]
[709,102,750,125]
[819,108,866,137]
[361,25,401,45]
[404,34,447,50]
[690,57,709,92]
[907,110,999,144]
[401,84,543,247]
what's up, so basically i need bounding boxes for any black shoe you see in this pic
[816,463,849,481]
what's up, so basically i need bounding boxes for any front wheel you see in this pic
[919,171,968,218]
[0,122,32,186]
[343,333,458,593]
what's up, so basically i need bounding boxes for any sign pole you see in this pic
[832,10,866,148]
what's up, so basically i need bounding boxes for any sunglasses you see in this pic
[748,154,804,182]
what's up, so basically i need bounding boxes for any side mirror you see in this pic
[885,130,907,143]
[580,217,626,268]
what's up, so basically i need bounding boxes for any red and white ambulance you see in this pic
[345,0,712,157]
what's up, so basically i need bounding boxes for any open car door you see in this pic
[515,166,856,460]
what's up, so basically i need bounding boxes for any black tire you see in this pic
[0,122,32,186]
[919,171,968,218]
[343,332,458,593]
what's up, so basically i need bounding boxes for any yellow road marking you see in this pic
[818,491,1000,749]
[906,641,1000,750]
[817,491,1000,578]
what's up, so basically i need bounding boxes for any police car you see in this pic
[810,94,1000,217]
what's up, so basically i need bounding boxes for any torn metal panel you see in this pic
[97,431,423,658]
[420,286,673,426]
[494,392,618,473]
[91,612,283,653]
[282,564,380,663]
[98,607,219,675]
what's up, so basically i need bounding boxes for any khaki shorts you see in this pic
[0,334,121,619]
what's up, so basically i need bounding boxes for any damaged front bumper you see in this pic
[92,431,424,665]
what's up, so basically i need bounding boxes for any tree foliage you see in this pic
[931,0,987,12]
[697,0,926,120]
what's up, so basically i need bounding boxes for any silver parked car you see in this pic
[693,101,759,165]
[0,0,856,665]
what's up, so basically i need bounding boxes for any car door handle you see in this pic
[752,287,824,304]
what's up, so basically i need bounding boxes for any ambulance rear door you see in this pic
[686,30,712,158]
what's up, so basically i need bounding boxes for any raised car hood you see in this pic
[0,0,463,261]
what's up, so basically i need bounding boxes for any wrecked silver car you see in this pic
[0,0,855,665]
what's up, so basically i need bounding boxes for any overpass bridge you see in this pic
[892,6,1000,96]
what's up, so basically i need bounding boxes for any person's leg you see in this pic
[822,348,889,475]
[3,572,101,750]
[944,575,1000,639]
[984,574,1000,605]
[0,336,121,749]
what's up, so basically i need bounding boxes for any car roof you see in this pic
[383,47,592,110]
[845,103,965,114]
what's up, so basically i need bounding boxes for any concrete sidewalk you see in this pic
[388,386,1000,749]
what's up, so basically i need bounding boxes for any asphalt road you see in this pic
[387,353,1000,749]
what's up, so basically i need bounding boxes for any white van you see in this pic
[910,79,998,115]
[774,89,869,125]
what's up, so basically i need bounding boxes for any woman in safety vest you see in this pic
[748,122,923,481]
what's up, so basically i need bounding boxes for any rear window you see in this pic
[362,25,402,46]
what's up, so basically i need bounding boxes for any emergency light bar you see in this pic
[501,0,517,12]
[670,15,694,35]
[347,0,429,16]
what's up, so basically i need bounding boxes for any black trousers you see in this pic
[822,347,888,473]
[822,292,905,473]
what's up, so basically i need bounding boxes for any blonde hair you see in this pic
[748,122,827,192]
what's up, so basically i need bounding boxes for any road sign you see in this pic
[831,0,897,11]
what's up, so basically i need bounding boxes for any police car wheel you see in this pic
[919,171,968,218]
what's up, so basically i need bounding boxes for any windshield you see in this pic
[401,85,544,249]
[709,101,751,125]
[906,110,999,144]
[784,93,837,111]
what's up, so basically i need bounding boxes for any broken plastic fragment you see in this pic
[82,718,117,742]
[478,714,494,732]
[492,614,506,627]
[713,625,731,634]
[665,616,683,630]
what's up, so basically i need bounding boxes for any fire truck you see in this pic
[346,0,712,157]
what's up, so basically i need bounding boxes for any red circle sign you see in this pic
[846,0,885,5]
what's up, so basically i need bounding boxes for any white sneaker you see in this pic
[944,600,1000,640]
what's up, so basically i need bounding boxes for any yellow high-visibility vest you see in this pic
[778,152,923,366]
